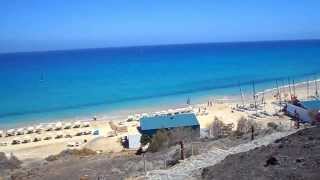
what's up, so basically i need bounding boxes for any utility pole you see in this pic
[180,141,185,160]
[251,125,255,141]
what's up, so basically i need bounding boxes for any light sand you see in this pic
[0,79,318,162]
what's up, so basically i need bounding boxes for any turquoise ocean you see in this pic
[0,40,320,128]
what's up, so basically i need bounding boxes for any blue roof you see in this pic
[140,113,199,130]
[301,100,320,110]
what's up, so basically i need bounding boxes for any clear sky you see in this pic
[0,0,319,53]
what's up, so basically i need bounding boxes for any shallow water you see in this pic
[0,40,320,128]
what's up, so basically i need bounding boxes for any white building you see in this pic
[286,100,320,123]
[127,134,142,149]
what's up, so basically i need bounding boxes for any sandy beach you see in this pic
[0,79,318,163]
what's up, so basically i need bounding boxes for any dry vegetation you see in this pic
[148,128,199,152]
[45,148,97,162]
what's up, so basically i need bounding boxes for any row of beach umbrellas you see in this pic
[127,106,193,121]
[1,121,90,137]
[1,129,94,146]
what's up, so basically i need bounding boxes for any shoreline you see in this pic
[0,78,318,162]
[1,78,319,130]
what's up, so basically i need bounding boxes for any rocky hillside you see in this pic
[202,126,320,180]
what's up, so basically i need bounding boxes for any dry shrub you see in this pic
[45,148,97,161]
[309,110,320,125]
[267,122,278,130]
[148,127,199,152]
[168,127,197,145]
[235,117,259,136]
[140,134,152,145]
[209,117,225,138]
[149,130,169,152]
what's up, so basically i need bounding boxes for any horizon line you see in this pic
[1,38,319,55]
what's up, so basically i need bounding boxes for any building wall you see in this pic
[286,104,312,123]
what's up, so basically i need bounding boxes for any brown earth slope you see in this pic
[202,126,320,180]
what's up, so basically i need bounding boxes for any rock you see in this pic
[296,158,305,163]
[264,156,279,167]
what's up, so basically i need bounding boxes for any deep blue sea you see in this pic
[1,40,320,128]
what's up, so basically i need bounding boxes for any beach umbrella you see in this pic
[55,122,62,128]
[74,121,81,128]
[36,125,43,130]
[141,113,149,117]
[160,110,167,115]
[55,131,63,138]
[27,126,34,132]
[134,114,141,119]
[46,124,53,131]
[17,128,25,135]
[12,137,21,145]
[83,122,90,127]
[168,109,175,114]
[27,126,34,131]
[22,136,31,143]
[7,129,15,136]
[64,122,72,129]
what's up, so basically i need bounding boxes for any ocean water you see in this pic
[1,40,320,128]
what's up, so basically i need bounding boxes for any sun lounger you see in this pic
[73,121,81,128]
[35,125,43,133]
[11,139,21,145]
[106,131,116,137]
[82,122,90,128]
[127,115,135,121]
[44,136,52,140]
[83,131,92,135]
[33,137,42,142]
[67,141,80,147]
[26,127,34,134]
[64,123,72,129]
[16,128,25,135]
[64,134,72,138]
[75,132,83,136]
[22,138,31,144]
[6,129,16,137]
[55,135,63,139]
[55,122,63,131]
[46,124,53,131]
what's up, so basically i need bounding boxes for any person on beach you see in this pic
[294,110,300,129]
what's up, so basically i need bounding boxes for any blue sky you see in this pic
[0,0,319,53]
